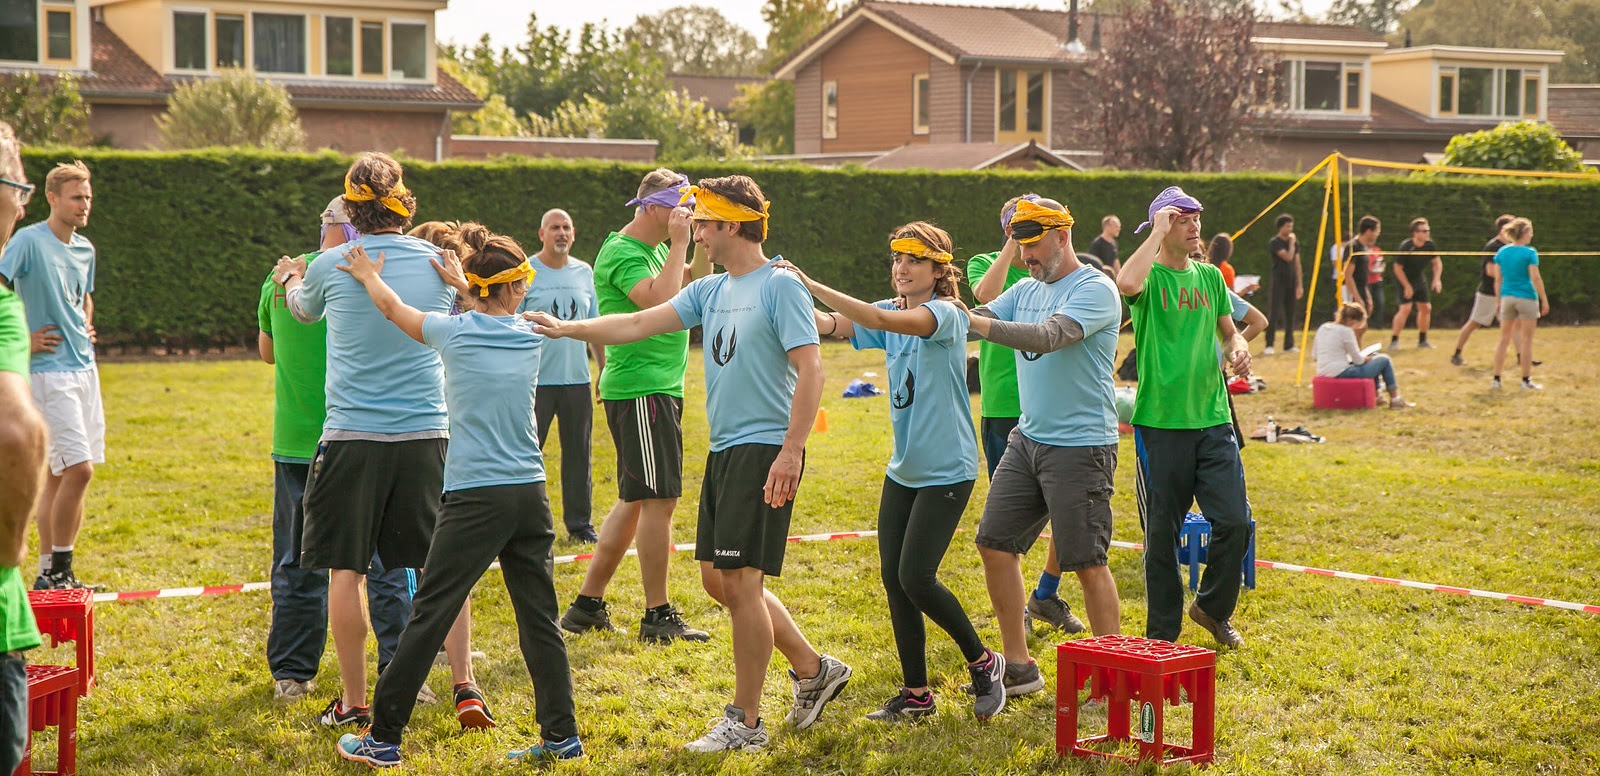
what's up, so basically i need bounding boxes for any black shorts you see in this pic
[695,444,800,577]
[1401,277,1431,304]
[604,395,684,501]
[300,438,446,571]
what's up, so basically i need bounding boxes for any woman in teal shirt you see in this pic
[1489,218,1549,390]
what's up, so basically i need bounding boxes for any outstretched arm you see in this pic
[968,308,1085,354]
[527,302,684,345]
[337,246,427,344]
[777,260,936,338]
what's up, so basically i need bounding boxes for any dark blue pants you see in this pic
[268,461,414,682]
[1133,425,1254,642]
[980,416,1019,480]
[0,650,24,775]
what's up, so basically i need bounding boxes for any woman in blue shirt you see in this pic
[1489,218,1549,390]
[777,222,1006,723]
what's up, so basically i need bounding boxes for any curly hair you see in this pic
[889,221,961,299]
[343,153,416,235]
[463,233,530,305]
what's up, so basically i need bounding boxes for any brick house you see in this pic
[775,1,1592,171]
[1,0,481,159]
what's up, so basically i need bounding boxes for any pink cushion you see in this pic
[1312,375,1377,409]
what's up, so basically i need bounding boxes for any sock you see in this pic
[573,594,605,612]
[1390,335,1399,344]
[645,603,673,618]
[1453,348,1462,357]
[1419,333,1428,343]
[39,553,51,574]
[1033,571,1061,601]
[51,547,73,575]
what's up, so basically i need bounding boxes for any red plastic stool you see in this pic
[12,664,80,776]
[1057,635,1216,767]
[1311,375,1377,409]
[26,589,93,695]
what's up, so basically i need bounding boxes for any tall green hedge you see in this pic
[16,149,1600,348]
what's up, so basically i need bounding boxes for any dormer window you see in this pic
[1276,59,1366,114]
[1438,65,1541,118]
[1,0,78,65]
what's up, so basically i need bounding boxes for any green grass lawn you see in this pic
[28,326,1600,774]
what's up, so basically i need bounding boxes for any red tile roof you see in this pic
[1547,85,1600,139]
[865,141,1081,170]
[667,73,764,113]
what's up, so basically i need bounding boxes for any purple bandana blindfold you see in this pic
[1134,186,1204,234]
[625,176,695,210]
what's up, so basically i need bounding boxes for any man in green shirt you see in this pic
[560,169,712,643]
[1117,187,1253,648]
[968,194,1085,636]
[0,120,47,776]
[257,198,415,701]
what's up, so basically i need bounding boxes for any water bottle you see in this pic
[1266,415,1278,444]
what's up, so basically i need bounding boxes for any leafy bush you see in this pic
[0,72,93,147]
[156,71,305,151]
[14,149,1600,348]
[1440,121,1590,173]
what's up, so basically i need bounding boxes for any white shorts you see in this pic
[31,365,106,475]
[1469,293,1499,327]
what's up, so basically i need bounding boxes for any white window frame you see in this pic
[388,20,430,83]
[249,11,309,75]
[1435,64,1543,119]
[170,7,210,73]
[1279,58,1367,115]
[323,15,355,77]
[823,80,838,139]
[912,73,930,135]
[212,11,246,70]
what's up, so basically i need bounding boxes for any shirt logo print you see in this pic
[711,326,738,366]
[548,298,581,320]
[891,369,915,410]
[1020,351,1044,362]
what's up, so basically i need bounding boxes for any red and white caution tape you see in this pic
[90,529,1598,616]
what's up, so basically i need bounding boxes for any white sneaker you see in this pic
[1490,377,1503,390]
[786,654,853,729]
[416,682,437,705]
[1261,347,1275,355]
[684,705,769,752]
[1286,346,1300,353]
[274,678,315,701]
[1521,379,1543,391]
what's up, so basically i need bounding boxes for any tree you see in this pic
[1326,0,1415,34]
[730,0,838,154]
[1091,0,1276,171]
[1439,120,1589,173]
[440,55,528,137]
[156,70,304,150]
[0,72,93,147]
[1394,0,1600,83]
[529,88,747,161]
[624,5,762,76]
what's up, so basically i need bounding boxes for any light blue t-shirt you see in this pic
[850,299,980,488]
[984,266,1120,447]
[422,312,546,491]
[670,258,819,452]
[1494,244,1539,300]
[517,256,598,386]
[297,234,456,434]
[0,222,96,373]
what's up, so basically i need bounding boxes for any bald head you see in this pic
[1016,197,1078,283]
[538,208,575,262]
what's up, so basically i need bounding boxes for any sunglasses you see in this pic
[0,177,33,205]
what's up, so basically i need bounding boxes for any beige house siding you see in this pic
[101,0,165,74]
[968,64,996,143]
[1371,58,1436,116]
[927,55,963,144]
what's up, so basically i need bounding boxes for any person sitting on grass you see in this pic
[333,233,584,767]
[777,221,1007,723]
[1315,304,1413,409]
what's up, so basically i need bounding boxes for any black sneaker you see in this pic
[864,689,936,722]
[570,527,599,543]
[453,682,497,730]
[967,650,1007,721]
[32,573,55,590]
[639,606,710,644]
[317,697,371,728]
[1025,594,1086,634]
[559,599,615,634]
[38,570,102,592]
[1450,352,1465,366]
[1188,601,1244,648]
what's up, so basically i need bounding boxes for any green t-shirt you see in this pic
[0,566,41,652]
[593,232,688,400]
[1125,260,1234,430]
[0,285,28,377]
[257,253,327,461]
[966,251,1030,419]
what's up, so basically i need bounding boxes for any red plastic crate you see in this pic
[26,589,93,696]
[12,664,79,776]
[1057,635,1216,767]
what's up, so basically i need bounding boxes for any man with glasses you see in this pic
[1390,218,1442,350]
[0,160,103,590]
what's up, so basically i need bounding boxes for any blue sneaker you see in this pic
[507,735,584,761]
[337,732,401,769]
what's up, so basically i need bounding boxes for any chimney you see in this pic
[1403,28,1413,48]
[1064,0,1086,54]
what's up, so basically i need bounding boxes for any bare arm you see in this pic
[973,239,1020,304]
[1117,207,1182,296]
[968,308,1085,354]
[1530,265,1549,313]
[1395,258,1414,297]
[528,303,684,346]
[1238,305,1268,343]
[799,271,937,338]
[813,309,856,340]
[1217,314,1251,377]
[765,344,824,508]
[258,331,274,364]
[0,373,47,568]
[627,208,695,309]
[337,246,427,344]
[1431,256,1443,291]
[1489,262,1501,297]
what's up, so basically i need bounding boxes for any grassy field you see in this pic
[24,326,1600,774]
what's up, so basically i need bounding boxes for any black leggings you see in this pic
[877,477,986,689]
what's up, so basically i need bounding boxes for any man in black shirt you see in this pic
[1390,217,1442,349]
[1451,214,1514,366]
[1087,215,1121,276]
[1262,214,1301,354]
[1342,215,1381,339]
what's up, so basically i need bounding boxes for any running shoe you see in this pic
[508,734,585,761]
[1521,379,1543,391]
[1026,594,1086,633]
[275,679,315,701]
[786,654,852,729]
[864,689,936,722]
[559,599,615,634]
[1490,377,1503,390]
[415,683,437,705]
[31,574,52,591]
[454,683,497,729]
[1451,353,1465,366]
[337,731,400,768]
[968,649,1008,721]
[570,527,599,543]
[1261,347,1275,355]
[1189,601,1245,648]
[639,605,711,644]
[318,698,371,728]
[964,658,1044,696]
[684,705,769,752]
[1417,340,1435,349]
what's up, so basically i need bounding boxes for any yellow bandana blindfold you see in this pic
[343,171,413,218]
[679,186,770,240]
[889,237,953,264]
[1008,200,1075,244]
[465,261,536,298]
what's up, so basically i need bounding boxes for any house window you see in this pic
[823,80,837,139]
[998,69,1017,132]
[390,22,426,80]
[1279,60,1364,113]
[1343,69,1362,114]
[1302,62,1341,111]
[0,0,39,62]
[1026,70,1044,132]
[1523,73,1540,117]
[997,68,1046,141]
[1502,69,1522,119]
[1457,66,1494,115]
[1439,65,1541,118]
[215,13,244,68]
[1438,71,1455,114]
[253,13,305,73]
[912,73,929,135]
[325,16,353,76]
[173,11,207,71]
[360,20,384,76]
[45,7,72,63]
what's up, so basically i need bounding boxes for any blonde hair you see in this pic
[45,160,90,195]
[1338,303,1366,325]
[636,168,683,201]
[1500,217,1532,243]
